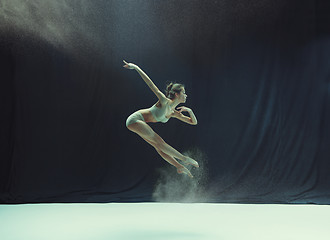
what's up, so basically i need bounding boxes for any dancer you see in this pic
[123,60,199,178]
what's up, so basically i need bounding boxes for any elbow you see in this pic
[191,121,198,125]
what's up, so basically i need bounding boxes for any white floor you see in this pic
[0,203,329,240]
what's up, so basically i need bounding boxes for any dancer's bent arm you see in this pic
[123,60,167,103]
[173,107,198,125]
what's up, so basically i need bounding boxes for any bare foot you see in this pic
[182,156,199,168]
[177,166,193,178]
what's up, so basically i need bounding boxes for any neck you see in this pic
[170,98,181,109]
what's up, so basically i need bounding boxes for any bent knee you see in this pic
[126,123,136,132]
[126,121,143,132]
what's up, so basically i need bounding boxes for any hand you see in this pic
[177,106,191,113]
[123,60,137,70]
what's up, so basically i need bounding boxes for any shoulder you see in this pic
[157,97,171,106]
[155,90,169,103]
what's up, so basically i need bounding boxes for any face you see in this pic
[177,87,187,103]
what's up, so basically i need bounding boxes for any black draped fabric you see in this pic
[1,0,330,204]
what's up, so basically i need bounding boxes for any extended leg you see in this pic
[127,121,183,158]
[140,135,193,177]
[150,135,199,168]
[127,121,197,174]
[143,133,199,168]
[156,149,193,178]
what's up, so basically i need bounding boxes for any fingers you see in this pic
[122,60,127,68]
[123,60,130,69]
[122,60,136,70]
[177,107,183,113]
[123,60,129,68]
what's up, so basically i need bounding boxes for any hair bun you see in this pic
[166,82,174,96]
[167,82,173,90]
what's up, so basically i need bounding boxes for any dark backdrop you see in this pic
[1,0,330,204]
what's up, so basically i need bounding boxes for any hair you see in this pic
[165,82,185,100]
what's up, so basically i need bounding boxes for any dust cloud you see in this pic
[152,148,211,203]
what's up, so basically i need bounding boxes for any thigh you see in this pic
[128,121,164,146]
[128,120,155,139]
[126,112,145,127]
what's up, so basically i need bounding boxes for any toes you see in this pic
[184,158,199,168]
[177,168,193,178]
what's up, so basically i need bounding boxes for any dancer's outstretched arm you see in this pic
[123,60,167,103]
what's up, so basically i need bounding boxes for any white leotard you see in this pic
[149,101,173,123]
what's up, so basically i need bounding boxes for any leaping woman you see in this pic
[123,60,199,178]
